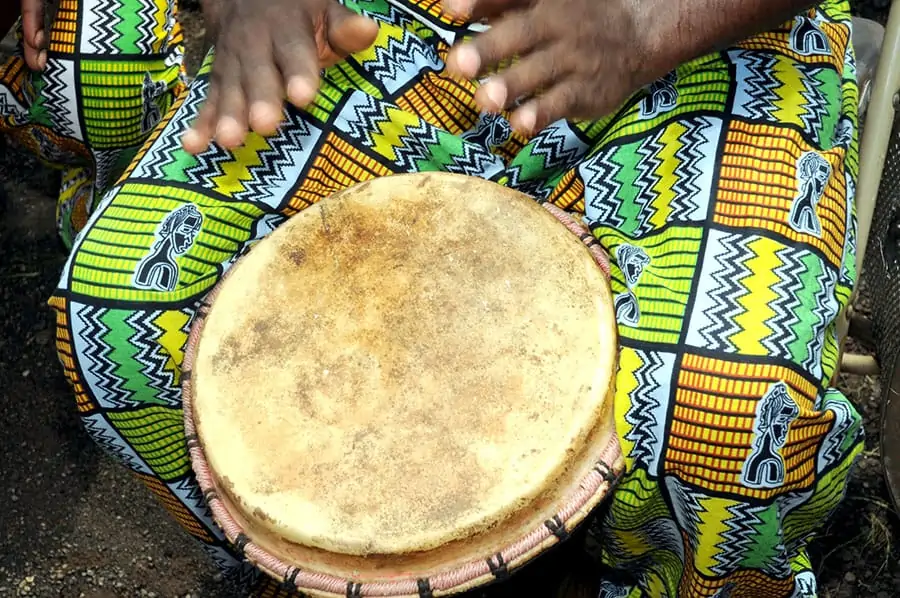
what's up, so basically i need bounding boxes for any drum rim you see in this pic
[181,191,624,597]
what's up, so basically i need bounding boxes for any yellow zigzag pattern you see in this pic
[731,237,781,355]
[615,347,643,468]
[773,57,807,127]
[647,123,687,229]
[354,21,409,66]
[153,310,190,386]
[694,497,741,577]
[370,105,424,162]
[150,0,169,54]
[210,133,273,196]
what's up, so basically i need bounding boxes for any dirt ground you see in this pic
[1,5,900,598]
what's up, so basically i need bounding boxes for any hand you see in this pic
[442,0,663,134]
[21,0,47,71]
[182,0,379,154]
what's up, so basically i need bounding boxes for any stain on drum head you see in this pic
[191,173,617,567]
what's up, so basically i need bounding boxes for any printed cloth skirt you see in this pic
[0,0,864,595]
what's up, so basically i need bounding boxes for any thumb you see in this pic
[325,4,379,57]
[21,0,46,70]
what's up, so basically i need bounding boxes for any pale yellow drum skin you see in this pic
[189,173,618,581]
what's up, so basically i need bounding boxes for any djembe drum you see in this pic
[182,173,624,597]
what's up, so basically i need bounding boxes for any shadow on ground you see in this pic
[0,142,235,598]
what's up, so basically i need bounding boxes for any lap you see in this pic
[51,0,863,594]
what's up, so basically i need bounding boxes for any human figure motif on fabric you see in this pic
[462,112,513,151]
[792,570,818,597]
[141,73,169,134]
[134,204,204,292]
[789,152,832,237]
[742,381,801,489]
[640,71,679,119]
[790,15,831,56]
[613,244,651,328]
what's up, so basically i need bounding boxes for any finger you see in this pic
[443,0,531,21]
[240,34,284,136]
[182,84,220,154]
[441,0,474,18]
[21,0,46,70]
[474,45,571,112]
[445,10,535,79]
[271,17,321,108]
[509,79,590,135]
[200,39,249,149]
[21,0,43,46]
[326,3,379,56]
[442,0,521,20]
[213,67,249,149]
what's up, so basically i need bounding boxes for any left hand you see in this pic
[442,0,665,134]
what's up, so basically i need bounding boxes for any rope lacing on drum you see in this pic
[416,578,433,598]
[202,488,218,503]
[486,552,510,580]
[594,460,617,483]
[544,515,569,541]
[234,533,251,556]
[280,568,301,592]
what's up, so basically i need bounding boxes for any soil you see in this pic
[1,4,899,598]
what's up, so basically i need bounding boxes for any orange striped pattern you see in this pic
[3,124,90,168]
[548,169,588,213]
[133,473,217,543]
[0,57,29,97]
[739,18,849,70]
[713,120,848,268]
[664,354,833,499]
[48,296,96,414]
[49,0,79,55]
[407,0,467,26]
[395,71,480,136]
[289,133,394,213]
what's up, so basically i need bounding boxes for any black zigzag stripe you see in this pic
[86,0,123,54]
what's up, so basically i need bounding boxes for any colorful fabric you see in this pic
[0,0,185,248]
[45,0,863,596]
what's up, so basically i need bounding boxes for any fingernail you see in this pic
[480,79,507,112]
[249,102,281,134]
[216,116,244,147]
[443,0,472,17]
[181,129,204,153]
[512,104,537,134]
[35,30,45,49]
[451,44,480,77]
[287,77,316,107]
[37,50,47,70]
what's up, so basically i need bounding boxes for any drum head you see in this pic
[184,173,620,591]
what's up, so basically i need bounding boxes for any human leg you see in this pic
[0,0,185,247]
[543,2,863,595]
[48,5,495,592]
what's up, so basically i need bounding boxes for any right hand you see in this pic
[182,0,379,155]
[21,0,48,71]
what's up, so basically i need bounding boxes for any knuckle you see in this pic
[475,33,502,62]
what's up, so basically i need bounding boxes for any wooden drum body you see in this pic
[182,173,624,597]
